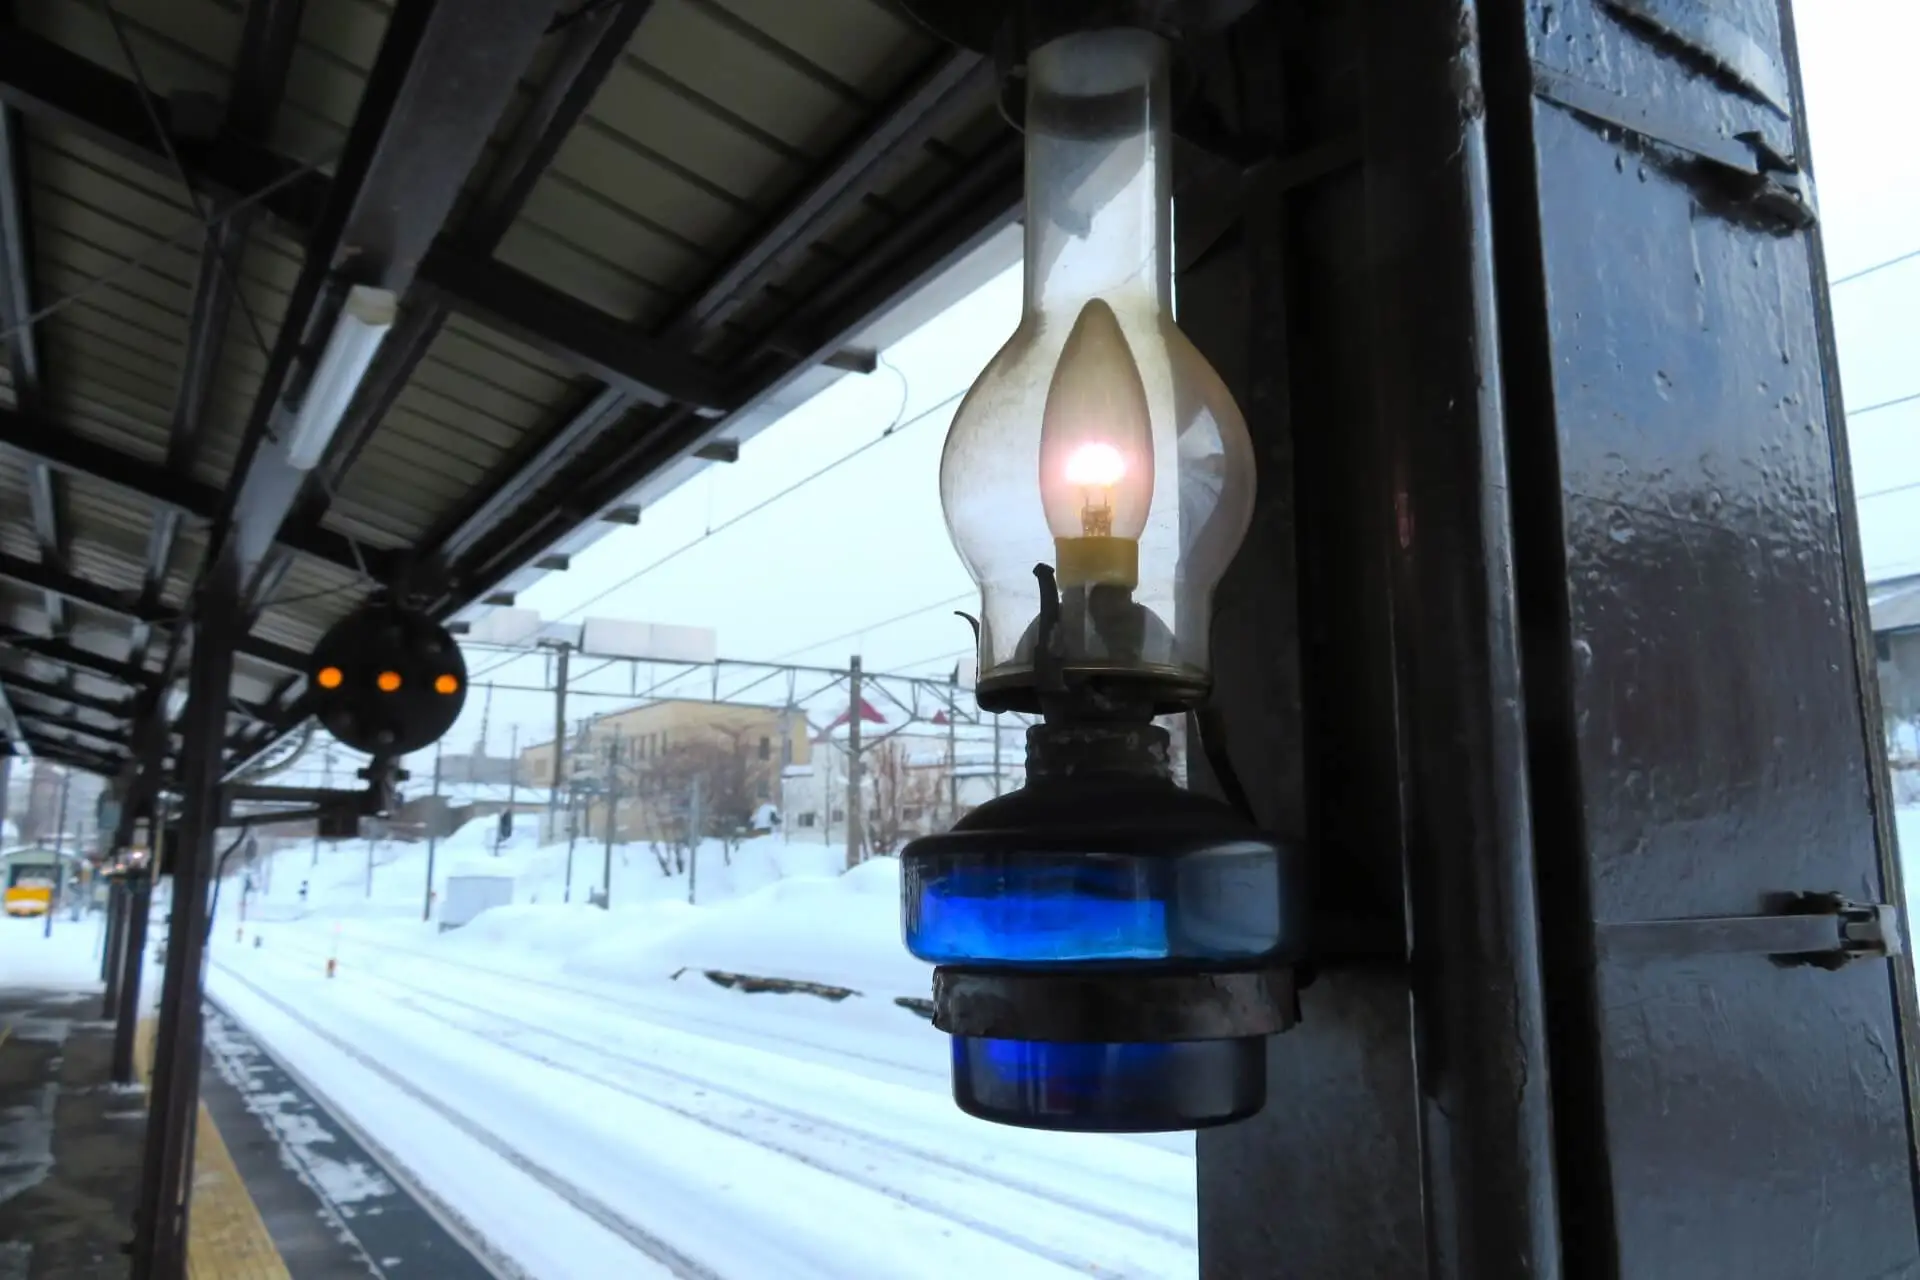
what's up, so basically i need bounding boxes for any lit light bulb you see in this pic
[1037,298,1153,589]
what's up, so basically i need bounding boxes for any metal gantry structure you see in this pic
[2,1,1918,1279]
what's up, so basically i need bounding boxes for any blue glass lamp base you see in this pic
[952,1035,1266,1132]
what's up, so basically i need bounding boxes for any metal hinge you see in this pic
[1530,62,1816,231]
[1595,893,1903,969]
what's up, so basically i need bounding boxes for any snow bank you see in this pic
[0,914,108,991]
[255,824,931,998]
[566,856,929,996]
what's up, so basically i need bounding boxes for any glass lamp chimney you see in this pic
[938,26,1257,711]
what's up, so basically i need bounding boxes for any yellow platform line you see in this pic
[135,1019,292,1280]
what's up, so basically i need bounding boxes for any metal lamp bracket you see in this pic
[894,0,1273,165]
[1596,892,1903,969]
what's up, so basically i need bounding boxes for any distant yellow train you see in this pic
[4,854,60,917]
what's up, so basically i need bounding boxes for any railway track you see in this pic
[223,942,1195,1279]
[261,929,1191,1219]
[276,927,939,1081]
[211,965,727,1280]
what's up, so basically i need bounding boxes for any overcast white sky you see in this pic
[1801,0,1920,576]
[383,1,1920,767]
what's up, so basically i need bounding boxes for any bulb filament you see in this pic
[1065,442,1125,538]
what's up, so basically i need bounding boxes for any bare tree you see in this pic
[865,740,945,856]
[630,730,768,872]
[702,728,761,865]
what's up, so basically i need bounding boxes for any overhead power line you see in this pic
[1849,390,1920,420]
[1831,247,1920,288]
[467,374,956,682]
[769,592,975,663]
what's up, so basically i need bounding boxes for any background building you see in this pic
[522,699,811,846]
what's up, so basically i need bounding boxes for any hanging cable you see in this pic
[0,147,334,348]
[1832,247,1920,288]
[1849,389,1920,420]
[466,378,959,682]
[97,0,274,356]
[774,602,975,664]
[202,829,252,945]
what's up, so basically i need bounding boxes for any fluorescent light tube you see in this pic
[283,284,398,471]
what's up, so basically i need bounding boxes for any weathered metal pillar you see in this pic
[132,552,239,1280]
[110,817,157,1085]
[1192,0,1920,1276]
[100,879,122,989]
[1187,1,1559,1273]
[1471,0,1920,1274]
[110,859,151,1082]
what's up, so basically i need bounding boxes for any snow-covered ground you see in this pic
[0,910,110,992]
[17,804,1920,1277]
[203,821,1198,1278]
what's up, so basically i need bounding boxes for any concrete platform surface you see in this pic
[2,982,491,1280]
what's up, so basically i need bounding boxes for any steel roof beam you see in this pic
[307,0,659,498]
[0,550,155,624]
[0,26,328,235]
[665,49,991,342]
[232,111,1020,761]
[0,92,66,636]
[14,707,134,751]
[409,89,1015,606]
[218,0,563,603]
[0,630,272,745]
[0,552,309,675]
[15,729,124,776]
[0,667,17,750]
[0,19,768,487]
[1,629,152,688]
[422,133,1023,611]
[0,668,132,719]
[140,0,312,670]
[412,242,735,410]
[0,405,393,579]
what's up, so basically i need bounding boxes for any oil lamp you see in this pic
[900,13,1305,1133]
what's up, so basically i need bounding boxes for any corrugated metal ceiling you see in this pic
[0,0,1014,778]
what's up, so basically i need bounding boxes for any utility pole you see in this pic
[845,655,862,871]
[547,640,570,843]
[687,774,703,906]
[495,724,519,856]
[422,739,443,923]
[477,679,494,763]
[600,726,620,910]
[45,767,70,938]
[564,780,578,904]
[311,748,332,867]
[992,711,1003,797]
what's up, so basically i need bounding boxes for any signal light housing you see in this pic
[310,603,466,755]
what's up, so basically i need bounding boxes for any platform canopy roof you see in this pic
[0,0,1018,783]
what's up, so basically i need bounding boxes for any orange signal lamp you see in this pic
[434,673,460,695]
[376,671,403,693]
[316,666,344,690]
